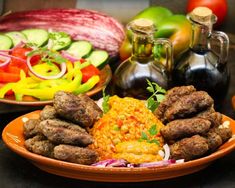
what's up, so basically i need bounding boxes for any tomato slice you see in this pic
[0,72,20,83]
[10,47,32,73]
[81,65,100,83]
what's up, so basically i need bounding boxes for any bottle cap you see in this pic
[130,18,155,33]
[190,7,213,23]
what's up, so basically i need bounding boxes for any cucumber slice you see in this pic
[49,31,71,51]
[66,41,92,58]
[22,29,49,47]
[5,31,27,46]
[0,35,12,50]
[88,50,109,68]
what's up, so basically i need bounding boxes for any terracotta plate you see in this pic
[0,65,112,106]
[2,111,235,182]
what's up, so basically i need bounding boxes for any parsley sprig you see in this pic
[26,46,67,65]
[139,124,159,145]
[146,79,166,112]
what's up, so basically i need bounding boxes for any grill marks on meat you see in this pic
[54,145,98,165]
[165,91,214,122]
[161,118,211,141]
[170,135,209,161]
[155,85,196,122]
[53,91,102,127]
[39,119,93,146]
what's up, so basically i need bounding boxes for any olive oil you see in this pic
[111,19,173,99]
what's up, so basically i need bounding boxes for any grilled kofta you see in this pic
[23,119,41,139]
[53,91,102,127]
[25,135,55,158]
[54,144,98,165]
[155,85,196,123]
[39,119,93,146]
[40,105,57,120]
[195,107,222,127]
[160,118,211,141]
[170,135,209,161]
[164,91,214,122]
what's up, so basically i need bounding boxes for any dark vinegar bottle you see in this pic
[173,7,230,106]
[111,18,173,99]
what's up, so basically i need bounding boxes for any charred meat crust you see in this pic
[195,108,222,128]
[161,118,211,141]
[54,144,98,165]
[165,91,214,122]
[24,135,55,158]
[39,119,93,146]
[170,135,209,161]
[155,85,196,122]
[40,105,57,120]
[53,91,102,127]
[23,119,41,139]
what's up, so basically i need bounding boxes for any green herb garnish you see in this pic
[102,88,110,114]
[139,124,159,145]
[27,46,67,65]
[146,79,166,112]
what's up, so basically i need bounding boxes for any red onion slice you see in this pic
[0,55,11,68]
[61,50,79,63]
[0,52,26,63]
[26,55,67,80]
[139,159,176,168]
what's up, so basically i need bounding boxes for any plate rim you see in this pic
[0,64,112,106]
[2,110,235,180]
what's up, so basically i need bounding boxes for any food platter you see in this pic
[2,110,235,182]
[0,64,112,106]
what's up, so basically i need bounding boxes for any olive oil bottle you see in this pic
[111,18,173,99]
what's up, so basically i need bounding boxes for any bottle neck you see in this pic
[132,32,153,59]
[190,22,212,52]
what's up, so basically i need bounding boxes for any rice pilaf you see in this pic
[89,95,165,163]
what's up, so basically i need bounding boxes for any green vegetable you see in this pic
[48,31,71,51]
[87,50,109,69]
[66,41,92,58]
[0,34,12,50]
[5,31,27,46]
[146,79,166,112]
[139,124,159,145]
[22,29,49,47]
[102,89,110,114]
[27,46,67,65]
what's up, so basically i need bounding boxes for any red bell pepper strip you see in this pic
[81,64,100,83]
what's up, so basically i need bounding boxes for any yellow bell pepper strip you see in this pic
[12,68,83,100]
[73,75,100,95]
[0,83,16,98]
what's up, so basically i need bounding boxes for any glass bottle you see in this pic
[111,18,173,99]
[173,7,230,106]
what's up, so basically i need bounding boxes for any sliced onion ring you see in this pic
[61,50,79,62]
[26,55,67,80]
[0,52,26,63]
[163,144,170,161]
[0,55,11,68]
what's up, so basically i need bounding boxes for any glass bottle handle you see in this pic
[210,31,229,64]
[153,38,173,73]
